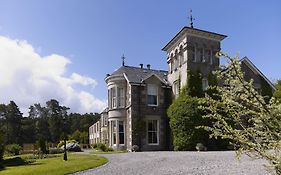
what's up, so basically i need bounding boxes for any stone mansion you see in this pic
[89,23,275,151]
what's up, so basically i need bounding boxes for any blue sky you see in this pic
[0,0,280,114]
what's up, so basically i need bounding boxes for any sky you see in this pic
[0,0,280,115]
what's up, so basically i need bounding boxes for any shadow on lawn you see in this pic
[0,157,40,171]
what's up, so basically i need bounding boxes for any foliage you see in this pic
[36,137,48,154]
[0,154,107,175]
[167,94,208,151]
[69,130,89,144]
[185,70,203,97]
[260,76,273,103]
[57,140,77,148]
[273,80,281,103]
[200,52,281,174]
[48,148,64,154]
[92,143,113,152]
[4,144,22,156]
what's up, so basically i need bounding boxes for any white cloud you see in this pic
[0,36,107,116]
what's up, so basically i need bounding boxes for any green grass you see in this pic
[0,153,107,175]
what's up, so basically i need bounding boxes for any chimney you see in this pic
[147,64,151,70]
[140,64,143,69]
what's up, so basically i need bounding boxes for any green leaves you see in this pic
[202,52,281,174]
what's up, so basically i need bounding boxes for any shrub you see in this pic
[132,145,139,152]
[49,148,64,154]
[36,137,48,154]
[92,143,113,152]
[5,144,22,155]
[0,133,4,167]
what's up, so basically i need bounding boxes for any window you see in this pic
[117,87,125,107]
[202,78,209,91]
[119,121,125,145]
[147,84,158,106]
[197,48,204,62]
[111,88,117,108]
[112,121,117,145]
[174,56,178,71]
[204,49,211,63]
[188,45,196,62]
[147,120,158,144]
[174,80,180,98]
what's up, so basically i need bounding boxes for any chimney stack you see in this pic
[147,64,151,70]
[140,64,143,69]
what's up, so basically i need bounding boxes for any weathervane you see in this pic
[121,54,125,66]
[189,9,195,28]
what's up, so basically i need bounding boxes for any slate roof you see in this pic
[109,66,169,84]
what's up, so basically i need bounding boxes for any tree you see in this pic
[5,101,23,144]
[168,88,208,151]
[201,52,281,174]
[46,99,69,143]
[273,80,281,102]
[186,70,203,97]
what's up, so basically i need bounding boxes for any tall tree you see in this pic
[201,52,281,174]
[5,101,23,144]
[46,99,69,143]
[273,80,281,102]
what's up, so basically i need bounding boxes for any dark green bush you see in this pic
[168,95,208,151]
[5,144,22,155]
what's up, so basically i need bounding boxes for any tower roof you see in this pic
[162,27,227,52]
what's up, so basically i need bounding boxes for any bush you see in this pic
[49,148,64,154]
[36,137,48,154]
[0,133,4,161]
[92,143,113,152]
[5,144,22,155]
[57,140,77,148]
[168,95,208,151]
[132,145,139,152]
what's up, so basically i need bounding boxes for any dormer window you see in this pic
[147,84,158,106]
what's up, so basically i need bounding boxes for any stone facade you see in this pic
[89,25,275,151]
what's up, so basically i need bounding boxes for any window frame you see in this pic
[147,120,159,145]
[147,84,158,106]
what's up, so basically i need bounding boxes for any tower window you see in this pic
[197,48,204,62]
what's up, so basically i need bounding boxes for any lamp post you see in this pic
[63,115,67,161]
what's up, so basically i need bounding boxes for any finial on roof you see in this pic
[189,9,195,28]
[121,54,125,66]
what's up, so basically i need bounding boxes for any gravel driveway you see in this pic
[74,151,272,175]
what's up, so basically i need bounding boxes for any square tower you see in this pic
[162,27,227,97]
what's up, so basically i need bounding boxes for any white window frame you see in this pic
[147,84,158,106]
[202,78,209,91]
[118,120,125,145]
[147,120,159,145]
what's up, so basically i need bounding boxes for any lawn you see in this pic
[0,153,107,175]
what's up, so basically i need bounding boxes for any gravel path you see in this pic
[73,151,272,175]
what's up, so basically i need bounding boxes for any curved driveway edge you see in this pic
[73,151,271,175]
